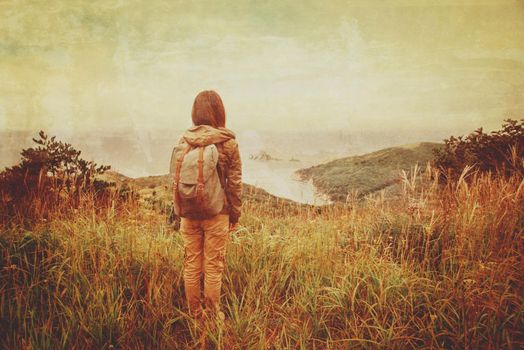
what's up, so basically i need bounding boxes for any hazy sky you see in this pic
[1,0,523,135]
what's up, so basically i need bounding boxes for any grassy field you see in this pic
[1,165,523,349]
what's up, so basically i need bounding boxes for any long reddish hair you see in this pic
[191,90,226,128]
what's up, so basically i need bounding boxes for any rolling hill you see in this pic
[296,142,443,201]
[98,170,312,217]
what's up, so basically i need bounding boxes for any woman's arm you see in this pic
[225,139,242,224]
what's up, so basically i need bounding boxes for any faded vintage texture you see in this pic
[1,0,523,135]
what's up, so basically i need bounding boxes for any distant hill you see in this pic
[296,142,443,201]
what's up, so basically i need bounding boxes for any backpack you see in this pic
[171,143,226,219]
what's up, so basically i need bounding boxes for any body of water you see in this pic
[242,158,330,205]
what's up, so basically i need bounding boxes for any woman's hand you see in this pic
[229,222,239,233]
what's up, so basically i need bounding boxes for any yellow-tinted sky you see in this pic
[1,0,523,134]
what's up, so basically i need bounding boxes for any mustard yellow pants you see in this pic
[180,214,229,316]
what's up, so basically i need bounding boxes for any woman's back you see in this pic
[171,90,242,321]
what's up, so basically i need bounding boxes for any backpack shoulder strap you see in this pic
[196,146,205,204]
[214,142,227,190]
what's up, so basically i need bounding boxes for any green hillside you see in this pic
[98,170,312,217]
[297,142,443,201]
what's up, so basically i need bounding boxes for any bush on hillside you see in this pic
[0,131,113,223]
[433,118,523,181]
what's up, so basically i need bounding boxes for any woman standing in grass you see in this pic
[170,90,242,321]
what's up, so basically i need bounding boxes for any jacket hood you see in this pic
[182,125,236,146]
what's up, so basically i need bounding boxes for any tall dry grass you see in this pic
[0,165,522,349]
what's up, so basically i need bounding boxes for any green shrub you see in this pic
[433,119,523,181]
[0,131,112,224]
